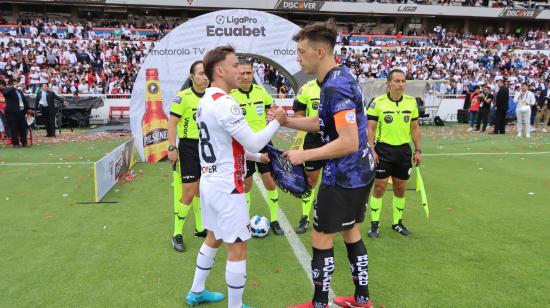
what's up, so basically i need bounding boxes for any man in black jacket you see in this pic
[534,81,550,132]
[493,79,510,134]
[36,83,64,137]
[0,79,30,147]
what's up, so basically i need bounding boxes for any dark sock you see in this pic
[345,240,370,304]
[311,247,334,306]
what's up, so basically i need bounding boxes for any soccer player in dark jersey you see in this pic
[275,19,376,308]
[167,61,208,252]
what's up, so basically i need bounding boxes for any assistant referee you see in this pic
[366,69,422,238]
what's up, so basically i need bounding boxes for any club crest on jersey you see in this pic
[404,115,410,123]
[256,104,264,116]
[230,104,241,115]
[384,115,393,123]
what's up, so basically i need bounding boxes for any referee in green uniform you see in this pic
[292,79,323,234]
[167,60,208,252]
[366,69,422,238]
[230,59,284,235]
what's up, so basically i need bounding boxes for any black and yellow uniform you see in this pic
[293,80,325,172]
[230,84,274,177]
[367,93,419,180]
[169,87,203,183]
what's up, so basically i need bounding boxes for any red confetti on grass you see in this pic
[45,213,55,220]
[274,268,280,273]
[250,280,259,287]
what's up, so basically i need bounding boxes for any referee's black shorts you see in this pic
[245,142,273,178]
[313,183,373,234]
[374,142,413,180]
[303,132,326,172]
[178,138,201,183]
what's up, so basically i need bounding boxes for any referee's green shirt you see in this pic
[367,93,419,146]
[230,84,273,133]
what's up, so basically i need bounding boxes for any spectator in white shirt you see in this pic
[514,83,536,138]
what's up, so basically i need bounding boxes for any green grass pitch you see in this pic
[1,124,549,307]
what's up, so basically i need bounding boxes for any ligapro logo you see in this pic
[207,15,265,37]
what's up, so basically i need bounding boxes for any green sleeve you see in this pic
[411,103,419,120]
[366,99,379,119]
[263,88,273,107]
[169,95,184,117]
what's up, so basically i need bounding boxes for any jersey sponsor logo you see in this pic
[404,115,410,123]
[384,115,393,124]
[256,104,264,115]
[345,111,356,123]
[201,165,218,174]
[228,118,243,127]
[230,104,241,115]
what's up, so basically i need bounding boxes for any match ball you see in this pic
[250,215,270,237]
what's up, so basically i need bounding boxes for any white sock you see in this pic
[226,260,246,308]
[190,243,218,293]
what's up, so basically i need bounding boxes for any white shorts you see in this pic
[200,181,251,243]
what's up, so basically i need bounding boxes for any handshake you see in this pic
[267,104,287,126]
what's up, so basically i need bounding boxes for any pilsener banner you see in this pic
[130,9,303,162]
[94,138,137,202]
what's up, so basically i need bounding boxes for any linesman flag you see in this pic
[415,167,429,219]
[266,144,310,198]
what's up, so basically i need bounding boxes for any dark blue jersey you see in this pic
[318,66,375,188]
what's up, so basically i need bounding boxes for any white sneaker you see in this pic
[467,127,473,132]
[517,133,522,138]
[543,128,548,133]
[530,127,536,132]
[526,134,531,138]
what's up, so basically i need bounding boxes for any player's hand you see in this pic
[283,149,307,165]
[413,151,422,166]
[269,104,287,125]
[168,150,179,164]
[260,153,270,164]
[372,150,379,166]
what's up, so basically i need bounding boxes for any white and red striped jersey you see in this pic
[196,87,248,194]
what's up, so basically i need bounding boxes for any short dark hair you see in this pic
[292,18,337,49]
[387,69,405,82]
[238,58,253,67]
[203,45,235,81]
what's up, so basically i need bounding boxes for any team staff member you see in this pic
[292,79,323,234]
[167,60,208,252]
[0,79,30,147]
[280,19,376,308]
[366,69,422,238]
[229,60,284,236]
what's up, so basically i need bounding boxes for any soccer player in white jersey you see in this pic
[184,45,286,308]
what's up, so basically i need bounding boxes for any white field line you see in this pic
[253,174,337,306]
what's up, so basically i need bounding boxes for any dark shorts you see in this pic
[374,142,412,180]
[245,143,272,178]
[313,183,373,233]
[178,138,201,183]
[303,132,326,172]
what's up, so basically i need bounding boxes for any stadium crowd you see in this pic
[0,16,548,99]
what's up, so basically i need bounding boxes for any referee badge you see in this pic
[404,115,410,123]
[384,115,393,123]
